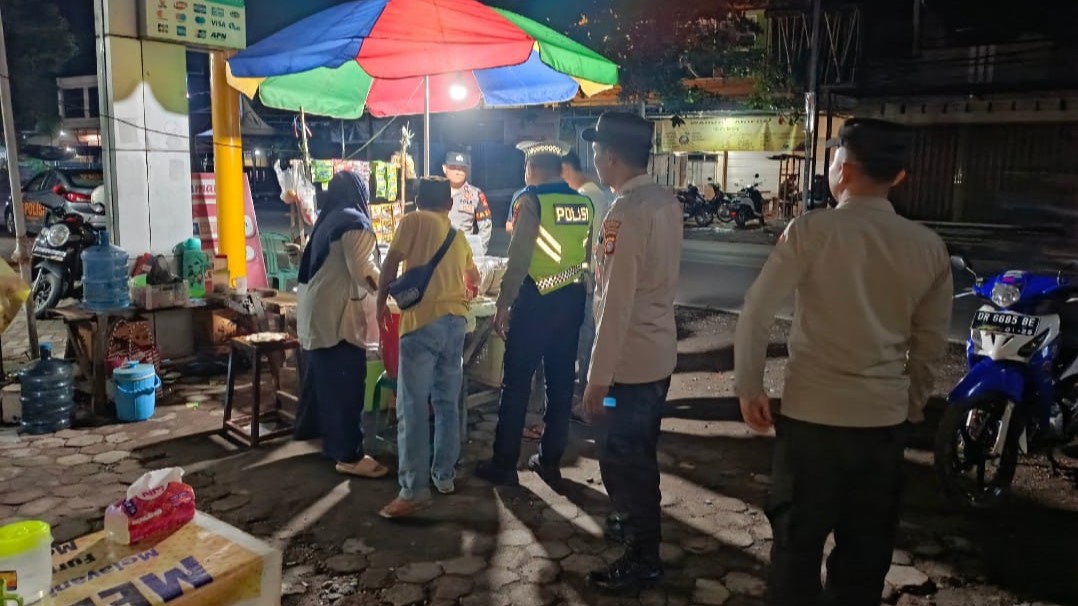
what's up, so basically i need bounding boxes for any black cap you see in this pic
[826,118,911,171]
[444,151,471,169]
[582,112,654,149]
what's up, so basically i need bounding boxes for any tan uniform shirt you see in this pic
[589,174,683,386]
[734,196,953,428]
[297,230,380,351]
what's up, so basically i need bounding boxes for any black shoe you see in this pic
[604,513,632,544]
[473,461,519,487]
[586,548,664,594]
[527,454,563,491]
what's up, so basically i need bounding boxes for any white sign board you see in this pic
[140,0,247,51]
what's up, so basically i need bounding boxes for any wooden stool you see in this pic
[223,335,300,447]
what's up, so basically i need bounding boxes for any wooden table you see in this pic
[49,302,214,419]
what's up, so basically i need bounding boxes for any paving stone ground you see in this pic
[2,310,1076,606]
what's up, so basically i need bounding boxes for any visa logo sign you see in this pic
[210,19,226,27]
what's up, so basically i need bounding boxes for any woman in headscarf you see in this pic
[295,171,388,478]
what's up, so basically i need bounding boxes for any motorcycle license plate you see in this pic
[971,311,1039,337]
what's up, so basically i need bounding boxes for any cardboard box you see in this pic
[194,308,242,351]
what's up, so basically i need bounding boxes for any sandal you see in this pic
[522,424,544,441]
[336,456,389,479]
[379,497,432,519]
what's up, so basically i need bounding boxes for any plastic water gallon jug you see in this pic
[81,229,130,311]
[112,362,160,422]
[0,521,52,604]
[18,344,74,435]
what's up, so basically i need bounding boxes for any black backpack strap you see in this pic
[428,227,457,269]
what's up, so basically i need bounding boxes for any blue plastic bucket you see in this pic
[112,362,160,422]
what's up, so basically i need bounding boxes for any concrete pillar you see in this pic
[94,0,192,256]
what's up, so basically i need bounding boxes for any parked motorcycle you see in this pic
[30,210,101,317]
[677,184,714,227]
[935,255,1078,508]
[714,175,766,228]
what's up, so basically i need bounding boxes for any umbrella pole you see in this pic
[423,75,430,177]
[297,107,311,245]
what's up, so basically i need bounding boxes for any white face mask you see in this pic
[828,146,848,200]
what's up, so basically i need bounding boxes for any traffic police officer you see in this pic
[443,152,493,255]
[475,141,594,489]
[581,113,683,592]
[735,118,952,605]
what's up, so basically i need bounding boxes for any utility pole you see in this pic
[802,0,824,214]
[0,4,40,357]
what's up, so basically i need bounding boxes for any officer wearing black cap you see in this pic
[475,140,594,490]
[578,112,682,592]
[443,151,493,255]
[735,118,952,605]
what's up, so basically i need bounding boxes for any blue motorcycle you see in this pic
[935,256,1078,508]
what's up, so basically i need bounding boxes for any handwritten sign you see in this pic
[50,512,280,606]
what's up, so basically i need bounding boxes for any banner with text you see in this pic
[654,115,804,153]
[192,173,268,289]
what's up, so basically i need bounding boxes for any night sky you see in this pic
[54,0,580,77]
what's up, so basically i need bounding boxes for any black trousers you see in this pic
[598,378,671,560]
[767,416,908,606]
[295,342,367,463]
[491,280,585,470]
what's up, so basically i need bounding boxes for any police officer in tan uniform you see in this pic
[443,152,493,255]
[581,112,683,592]
[735,118,952,605]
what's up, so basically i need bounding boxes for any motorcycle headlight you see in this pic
[45,224,70,247]
[990,283,1021,308]
[91,202,106,214]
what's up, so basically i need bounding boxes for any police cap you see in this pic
[444,151,471,169]
[515,140,571,163]
[582,112,654,150]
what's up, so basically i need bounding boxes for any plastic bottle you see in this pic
[18,344,75,435]
[81,229,130,311]
[603,396,617,409]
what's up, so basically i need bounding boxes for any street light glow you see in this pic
[449,83,468,102]
[254,149,263,156]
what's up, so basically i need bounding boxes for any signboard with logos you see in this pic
[654,115,804,153]
[140,0,247,51]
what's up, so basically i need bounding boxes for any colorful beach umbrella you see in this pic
[226,0,618,119]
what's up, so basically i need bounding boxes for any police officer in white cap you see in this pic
[443,151,493,255]
[475,140,594,490]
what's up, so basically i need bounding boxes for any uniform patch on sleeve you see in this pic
[602,219,621,255]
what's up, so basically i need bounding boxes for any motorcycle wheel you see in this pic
[716,206,734,223]
[934,394,1023,509]
[32,272,64,319]
[5,210,13,235]
[693,207,714,227]
[734,208,750,229]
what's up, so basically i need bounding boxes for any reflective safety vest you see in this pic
[526,185,594,295]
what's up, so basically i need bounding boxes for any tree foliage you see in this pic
[531,0,796,112]
[0,0,78,133]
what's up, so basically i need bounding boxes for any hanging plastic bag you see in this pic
[274,160,318,226]
[0,258,30,334]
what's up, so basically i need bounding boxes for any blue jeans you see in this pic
[396,314,466,500]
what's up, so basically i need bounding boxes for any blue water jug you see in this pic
[19,344,75,434]
[81,229,130,311]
